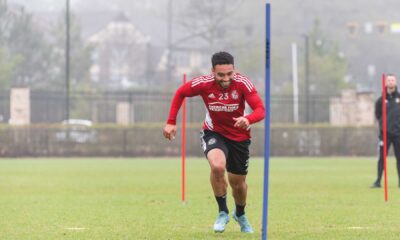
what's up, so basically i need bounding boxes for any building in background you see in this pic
[330,89,375,126]
[87,13,151,89]
[157,48,209,79]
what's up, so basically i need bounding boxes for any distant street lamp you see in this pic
[303,34,310,124]
[65,0,70,121]
[166,0,173,83]
[367,64,376,91]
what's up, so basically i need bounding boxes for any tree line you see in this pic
[0,0,91,92]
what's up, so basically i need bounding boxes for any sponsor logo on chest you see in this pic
[208,103,239,112]
[207,90,240,112]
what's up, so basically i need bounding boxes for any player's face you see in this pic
[213,64,235,89]
[386,75,397,89]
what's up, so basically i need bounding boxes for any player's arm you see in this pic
[234,92,265,129]
[245,92,265,122]
[163,82,199,140]
[375,97,382,121]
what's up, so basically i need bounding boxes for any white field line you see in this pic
[64,227,86,230]
[346,226,369,230]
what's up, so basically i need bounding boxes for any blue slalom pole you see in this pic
[261,3,271,240]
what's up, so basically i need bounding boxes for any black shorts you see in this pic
[200,129,251,175]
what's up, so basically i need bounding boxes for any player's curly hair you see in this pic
[212,52,234,68]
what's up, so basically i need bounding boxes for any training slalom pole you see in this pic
[182,74,187,203]
[262,3,271,240]
[382,74,388,201]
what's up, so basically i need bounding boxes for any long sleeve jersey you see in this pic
[375,89,400,137]
[166,73,265,141]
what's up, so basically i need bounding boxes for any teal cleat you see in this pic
[213,211,230,233]
[233,211,254,233]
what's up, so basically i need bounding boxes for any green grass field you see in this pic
[1,157,400,239]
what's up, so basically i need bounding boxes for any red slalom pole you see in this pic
[182,74,187,203]
[382,73,388,201]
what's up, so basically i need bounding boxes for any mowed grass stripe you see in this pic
[0,157,400,239]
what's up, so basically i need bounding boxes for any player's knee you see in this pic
[211,164,225,176]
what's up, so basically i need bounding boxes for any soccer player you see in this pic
[371,74,400,188]
[163,52,265,233]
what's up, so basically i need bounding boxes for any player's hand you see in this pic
[233,117,250,129]
[163,124,177,140]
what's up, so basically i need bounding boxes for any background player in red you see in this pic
[163,52,265,233]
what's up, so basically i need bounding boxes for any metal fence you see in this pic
[0,125,378,157]
[0,90,334,124]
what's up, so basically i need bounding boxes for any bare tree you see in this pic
[173,0,243,52]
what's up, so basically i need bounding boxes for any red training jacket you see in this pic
[167,73,265,141]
